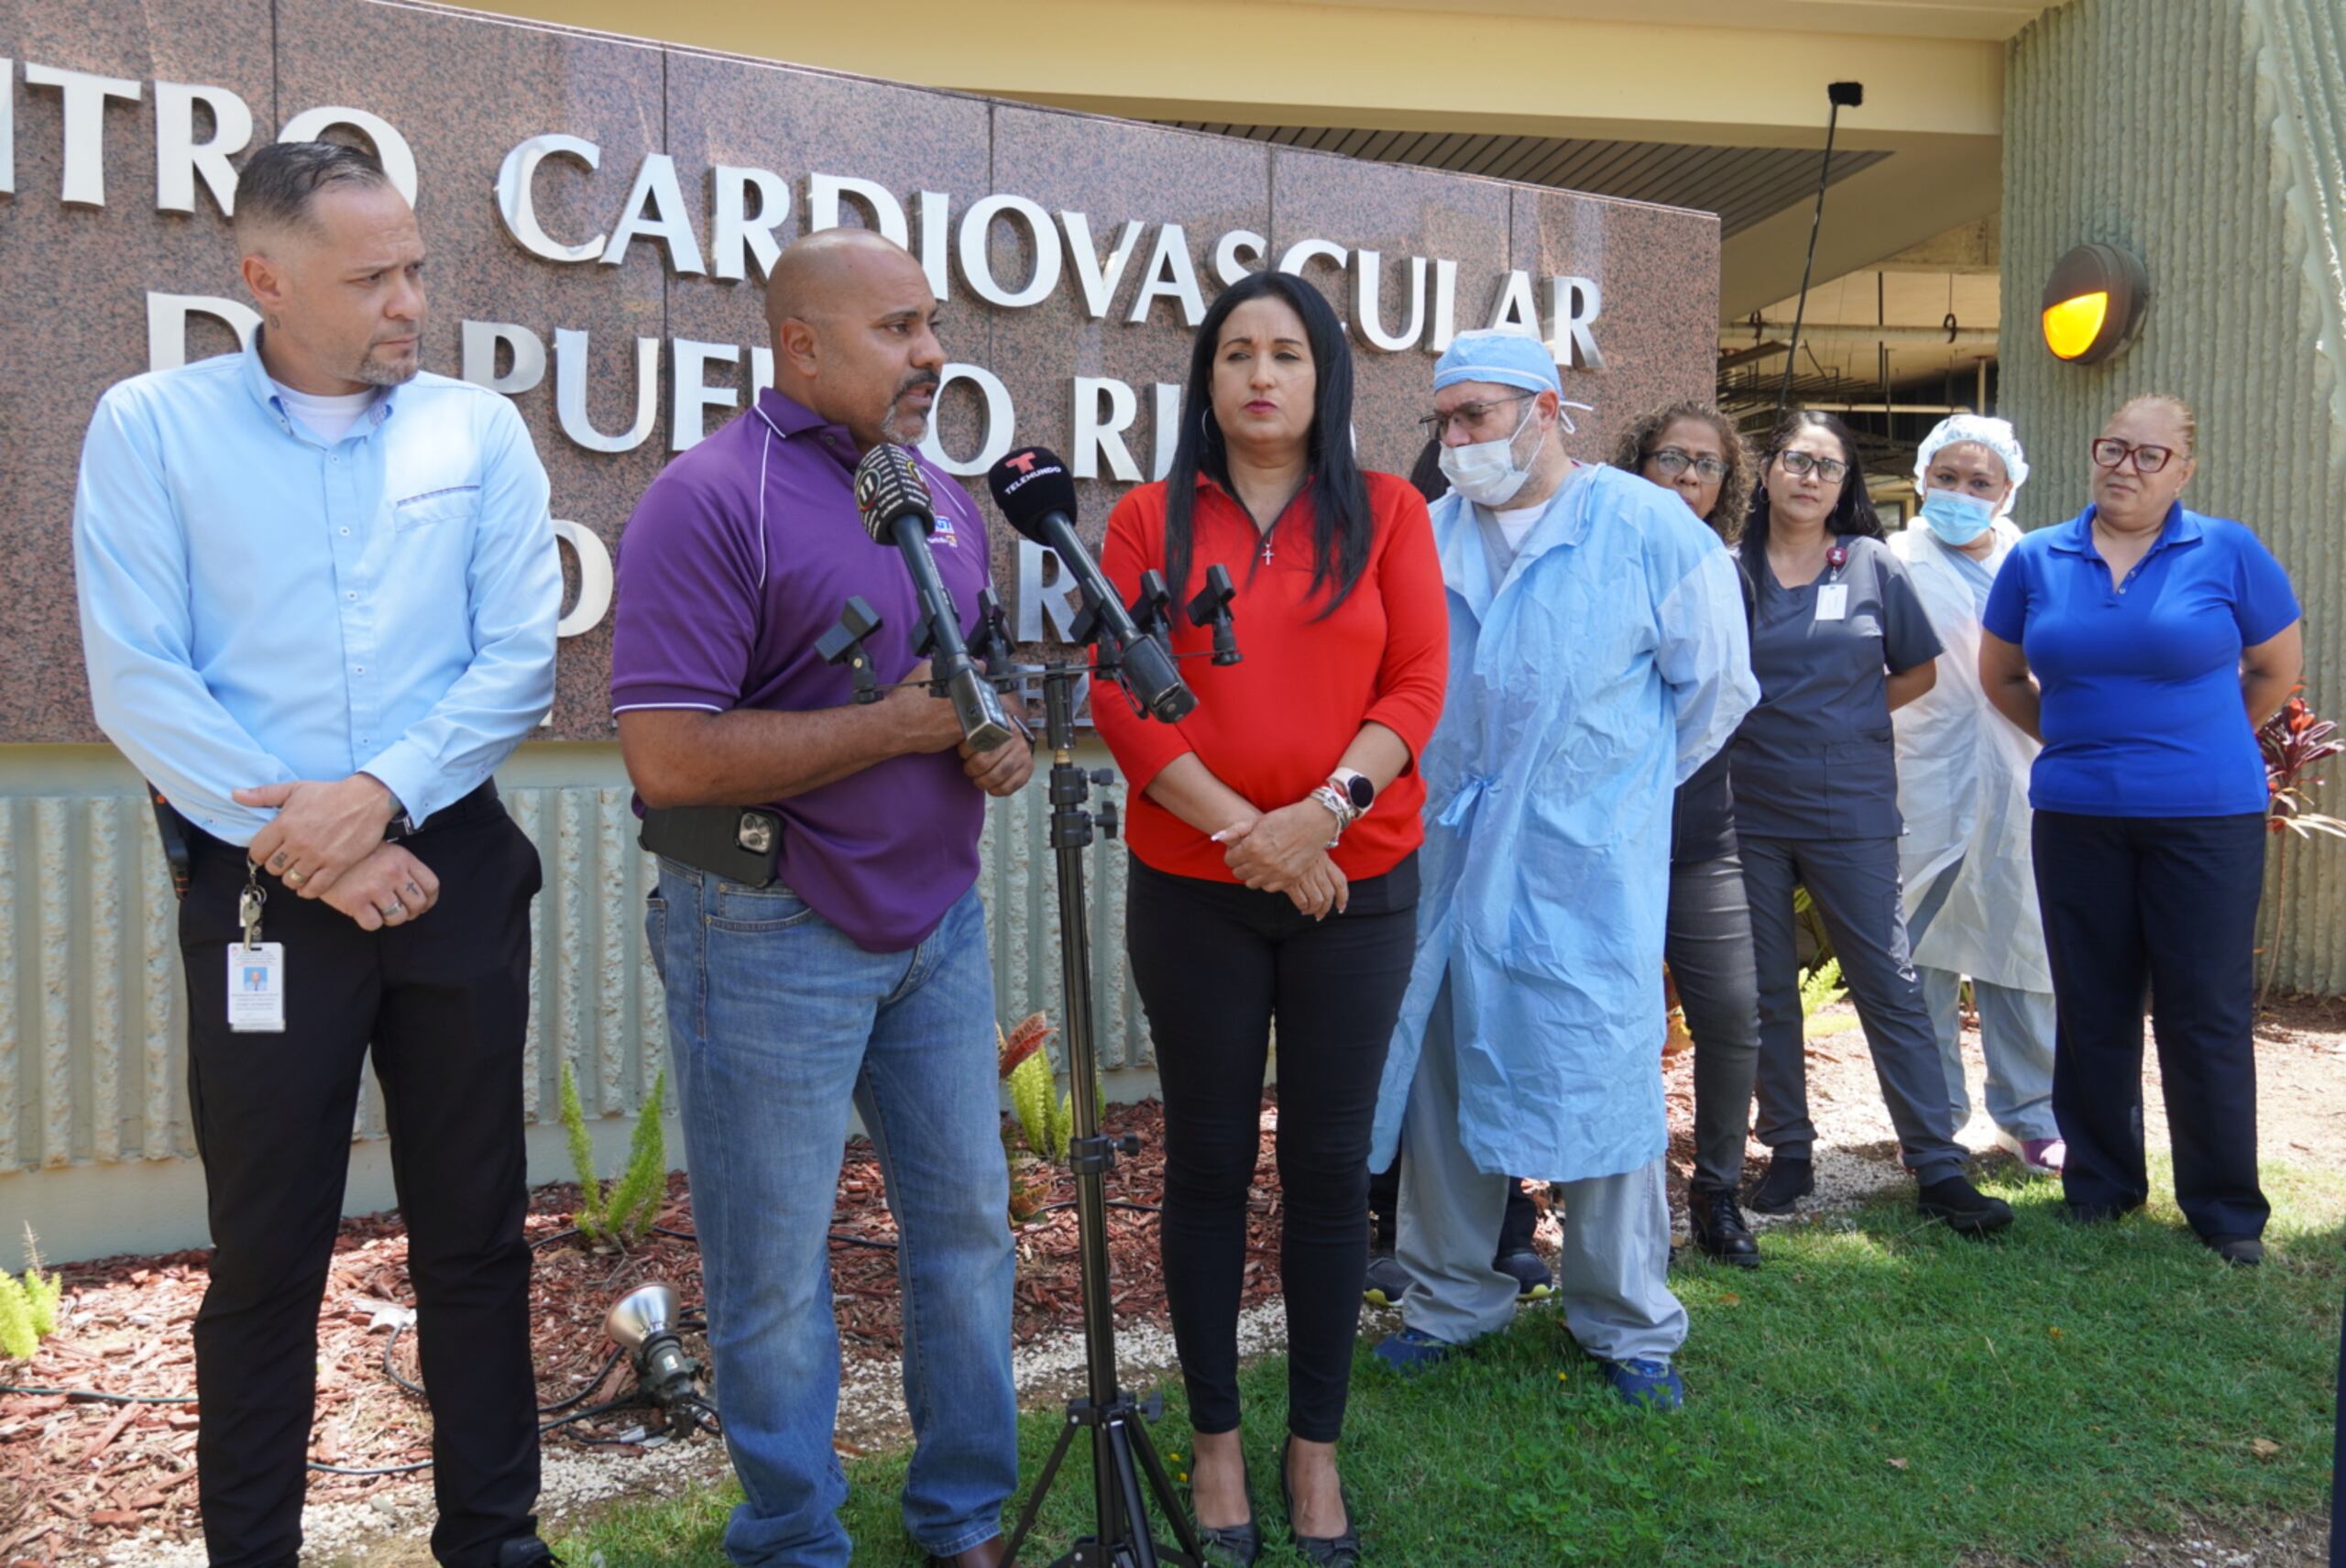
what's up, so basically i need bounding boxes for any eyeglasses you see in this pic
[1646,447,1730,483]
[2089,437,2176,474]
[1776,450,1851,484]
[1418,392,1534,441]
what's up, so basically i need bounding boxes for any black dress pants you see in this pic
[2032,810,2268,1242]
[178,794,543,1568]
[1126,853,1417,1444]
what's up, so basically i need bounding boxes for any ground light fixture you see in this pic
[2041,242,2150,364]
[605,1281,703,1416]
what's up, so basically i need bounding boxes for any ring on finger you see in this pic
[283,868,307,888]
[379,899,406,920]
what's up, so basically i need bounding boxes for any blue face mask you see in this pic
[1919,488,1997,545]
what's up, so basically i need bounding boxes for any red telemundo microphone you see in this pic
[852,443,1015,752]
[986,447,1194,723]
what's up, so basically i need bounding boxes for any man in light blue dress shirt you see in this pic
[71,142,561,1568]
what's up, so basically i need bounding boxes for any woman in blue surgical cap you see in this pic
[1888,416,2064,1179]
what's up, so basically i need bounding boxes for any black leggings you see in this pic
[1127,852,1418,1444]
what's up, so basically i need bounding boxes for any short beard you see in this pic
[355,347,421,388]
[879,373,941,446]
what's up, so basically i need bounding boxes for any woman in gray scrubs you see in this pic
[1731,411,2012,1234]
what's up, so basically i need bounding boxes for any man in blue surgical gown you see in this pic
[1370,331,1757,1410]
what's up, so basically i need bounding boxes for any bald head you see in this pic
[765,226,927,335]
[764,228,947,452]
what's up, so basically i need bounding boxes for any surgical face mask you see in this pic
[1438,400,1544,506]
[1919,487,1997,545]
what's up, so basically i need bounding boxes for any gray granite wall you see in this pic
[1,0,1718,741]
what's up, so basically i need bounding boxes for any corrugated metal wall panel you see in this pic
[1,779,1146,1178]
[2001,0,2346,995]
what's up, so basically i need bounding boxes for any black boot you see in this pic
[1748,1154,1814,1214]
[1916,1173,2014,1234]
[1687,1182,1760,1267]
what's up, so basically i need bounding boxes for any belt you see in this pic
[384,780,503,839]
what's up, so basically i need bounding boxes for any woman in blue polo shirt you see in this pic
[1980,394,2303,1267]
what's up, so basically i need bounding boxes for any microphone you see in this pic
[985,447,1195,724]
[851,444,1016,753]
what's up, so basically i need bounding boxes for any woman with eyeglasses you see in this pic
[1091,270,1447,1564]
[1606,404,1767,1266]
[1979,395,2301,1266]
[1732,411,2012,1234]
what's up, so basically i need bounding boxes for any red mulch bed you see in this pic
[0,1098,1298,1567]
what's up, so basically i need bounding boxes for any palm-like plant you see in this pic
[2257,686,2346,1004]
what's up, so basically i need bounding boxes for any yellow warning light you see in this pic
[2042,291,2110,361]
[2038,245,2148,366]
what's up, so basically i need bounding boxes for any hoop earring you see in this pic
[1199,410,1220,445]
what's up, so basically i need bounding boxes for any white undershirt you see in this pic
[1491,502,1546,550]
[271,378,378,443]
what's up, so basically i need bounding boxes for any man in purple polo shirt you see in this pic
[611,228,1031,1568]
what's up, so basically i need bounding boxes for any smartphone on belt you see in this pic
[638,806,783,888]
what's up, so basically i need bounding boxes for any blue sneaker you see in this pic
[1363,1252,1410,1308]
[1495,1250,1554,1300]
[1373,1327,1458,1376]
[1594,1357,1684,1411]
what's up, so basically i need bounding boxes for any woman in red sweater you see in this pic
[1094,271,1445,1566]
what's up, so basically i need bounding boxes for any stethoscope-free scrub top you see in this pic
[1731,533,1943,840]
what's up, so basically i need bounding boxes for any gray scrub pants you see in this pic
[1908,860,2060,1145]
[1740,835,1968,1184]
[1397,974,1687,1362]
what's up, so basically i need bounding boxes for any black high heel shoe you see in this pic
[1280,1434,1362,1566]
[1188,1449,1261,1567]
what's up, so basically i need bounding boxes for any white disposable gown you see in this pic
[1889,519,2052,992]
[1369,465,1758,1182]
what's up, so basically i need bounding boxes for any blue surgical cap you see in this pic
[1433,329,1562,397]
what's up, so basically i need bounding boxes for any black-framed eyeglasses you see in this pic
[1417,391,1534,441]
[2089,436,2176,474]
[1645,447,1730,483]
[1777,450,1851,484]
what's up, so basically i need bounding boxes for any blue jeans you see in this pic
[1907,859,2060,1144]
[647,867,1016,1568]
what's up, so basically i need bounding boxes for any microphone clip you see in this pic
[817,596,887,704]
[1185,564,1242,666]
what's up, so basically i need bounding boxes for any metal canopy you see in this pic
[1161,122,1891,238]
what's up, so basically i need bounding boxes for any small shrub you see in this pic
[1799,957,1846,1017]
[561,1059,669,1247]
[0,1230,62,1360]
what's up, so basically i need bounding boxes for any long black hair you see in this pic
[1162,271,1373,618]
[1741,410,1883,566]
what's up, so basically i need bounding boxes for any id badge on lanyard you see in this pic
[228,858,287,1033]
[1814,542,1851,621]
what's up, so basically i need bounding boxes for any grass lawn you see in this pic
[558,1161,2343,1567]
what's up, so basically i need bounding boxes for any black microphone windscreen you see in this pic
[987,447,1080,543]
[853,444,934,545]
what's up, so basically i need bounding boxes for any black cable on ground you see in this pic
[0,1385,194,1405]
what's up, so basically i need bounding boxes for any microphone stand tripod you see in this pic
[1001,568,1238,1568]
[824,569,1236,1565]
[1002,652,1203,1568]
